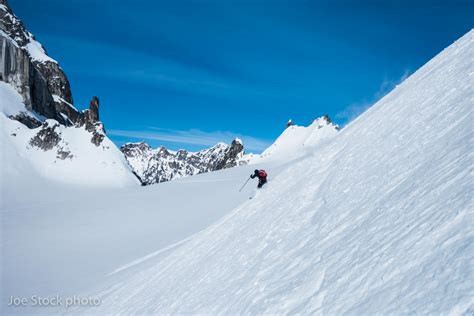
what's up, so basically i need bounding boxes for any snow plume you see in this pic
[336,69,412,124]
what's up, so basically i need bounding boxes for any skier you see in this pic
[251,169,267,188]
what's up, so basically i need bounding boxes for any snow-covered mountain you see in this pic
[0,83,138,187]
[121,115,339,186]
[77,30,473,314]
[122,139,246,185]
[0,1,138,186]
[250,115,339,164]
[1,0,256,187]
[1,0,472,313]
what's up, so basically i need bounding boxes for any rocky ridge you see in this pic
[121,139,246,185]
[0,0,106,149]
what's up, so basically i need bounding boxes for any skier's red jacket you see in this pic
[251,169,267,180]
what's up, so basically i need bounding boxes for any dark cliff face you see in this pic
[0,0,75,125]
[0,1,106,146]
[220,139,244,169]
[121,140,246,185]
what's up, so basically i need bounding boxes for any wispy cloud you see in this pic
[41,34,300,102]
[41,34,242,95]
[108,128,271,152]
[336,69,412,124]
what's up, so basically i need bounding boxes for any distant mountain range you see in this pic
[0,1,258,186]
[121,139,247,185]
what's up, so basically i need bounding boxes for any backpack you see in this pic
[258,170,267,178]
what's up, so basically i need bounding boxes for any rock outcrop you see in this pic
[121,139,246,185]
[0,1,106,147]
[29,120,62,151]
[0,0,76,125]
[75,96,104,146]
[27,119,72,159]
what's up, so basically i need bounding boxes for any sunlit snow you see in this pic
[1,28,473,315]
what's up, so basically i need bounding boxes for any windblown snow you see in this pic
[1,29,473,315]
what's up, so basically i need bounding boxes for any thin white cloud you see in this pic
[41,34,237,94]
[108,128,271,152]
[336,69,411,124]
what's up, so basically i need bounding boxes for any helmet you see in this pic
[254,169,259,173]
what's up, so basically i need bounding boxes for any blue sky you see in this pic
[9,0,473,152]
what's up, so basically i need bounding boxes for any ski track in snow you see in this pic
[106,230,197,277]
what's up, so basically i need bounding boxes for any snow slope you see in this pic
[24,36,57,64]
[0,81,27,116]
[1,85,275,313]
[1,104,282,315]
[1,113,138,187]
[252,116,339,164]
[78,30,474,314]
[1,162,269,315]
[0,83,138,187]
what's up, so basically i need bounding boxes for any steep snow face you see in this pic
[252,115,339,164]
[122,139,246,185]
[84,31,474,314]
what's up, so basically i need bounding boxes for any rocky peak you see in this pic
[176,149,189,160]
[0,1,30,48]
[121,138,247,185]
[0,0,75,123]
[121,142,152,155]
[220,138,244,169]
[314,114,340,130]
[1,2,109,147]
[77,97,101,129]
[156,146,170,157]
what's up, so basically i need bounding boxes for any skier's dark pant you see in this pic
[258,178,267,188]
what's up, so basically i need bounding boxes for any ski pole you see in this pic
[239,177,251,192]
